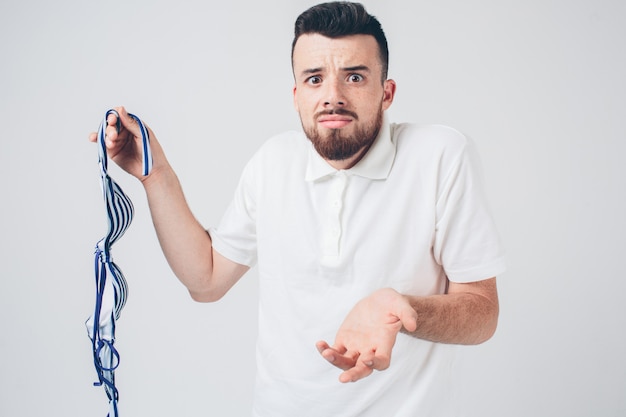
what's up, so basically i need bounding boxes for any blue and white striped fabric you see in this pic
[86,109,152,417]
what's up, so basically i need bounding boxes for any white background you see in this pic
[1,0,624,415]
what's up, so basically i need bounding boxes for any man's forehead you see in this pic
[292,33,380,69]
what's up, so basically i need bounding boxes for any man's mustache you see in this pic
[314,108,359,120]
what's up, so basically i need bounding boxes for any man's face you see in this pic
[292,34,396,168]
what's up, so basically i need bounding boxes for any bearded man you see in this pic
[92,2,505,416]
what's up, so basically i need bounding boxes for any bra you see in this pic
[85,109,152,417]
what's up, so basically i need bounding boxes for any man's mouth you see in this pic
[316,110,358,129]
[318,116,352,129]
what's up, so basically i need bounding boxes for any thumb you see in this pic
[397,301,418,333]
[114,106,142,138]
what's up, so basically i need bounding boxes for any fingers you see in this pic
[316,340,356,370]
[105,109,121,144]
[316,340,391,383]
[112,106,134,131]
[337,348,393,383]
[97,107,148,160]
[359,348,391,371]
[315,340,331,355]
[339,360,374,383]
[88,108,124,144]
[88,106,161,179]
[315,289,414,384]
[106,109,121,131]
[104,106,142,145]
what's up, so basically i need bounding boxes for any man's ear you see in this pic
[293,85,299,111]
[382,79,397,111]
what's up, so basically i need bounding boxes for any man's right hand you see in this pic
[88,106,167,181]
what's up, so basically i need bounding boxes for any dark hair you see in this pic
[291,1,389,81]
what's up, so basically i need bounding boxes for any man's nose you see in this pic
[323,79,346,107]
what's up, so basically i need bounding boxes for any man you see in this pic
[91,2,505,415]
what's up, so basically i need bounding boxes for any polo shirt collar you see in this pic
[305,114,395,181]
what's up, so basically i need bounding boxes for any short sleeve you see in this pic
[432,134,506,282]
[208,155,259,267]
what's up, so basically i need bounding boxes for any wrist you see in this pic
[140,163,177,191]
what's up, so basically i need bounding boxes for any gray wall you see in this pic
[1,0,624,415]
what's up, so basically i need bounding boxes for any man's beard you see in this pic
[302,108,383,161]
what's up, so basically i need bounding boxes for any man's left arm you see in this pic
[316,277,499,383]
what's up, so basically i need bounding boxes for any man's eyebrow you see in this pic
[299,65,371,78]
[342,65,370,72]
[300,67,323,77]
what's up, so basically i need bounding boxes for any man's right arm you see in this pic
[142,167,250,302]
[90,106,249,301]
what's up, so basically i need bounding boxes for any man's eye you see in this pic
[307,76,322,85]
[348,74,364,82]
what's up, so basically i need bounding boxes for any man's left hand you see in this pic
[316,288,418,383]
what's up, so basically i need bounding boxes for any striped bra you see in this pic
[85,109,152,417]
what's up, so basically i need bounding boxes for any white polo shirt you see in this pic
[209,117,506,417]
